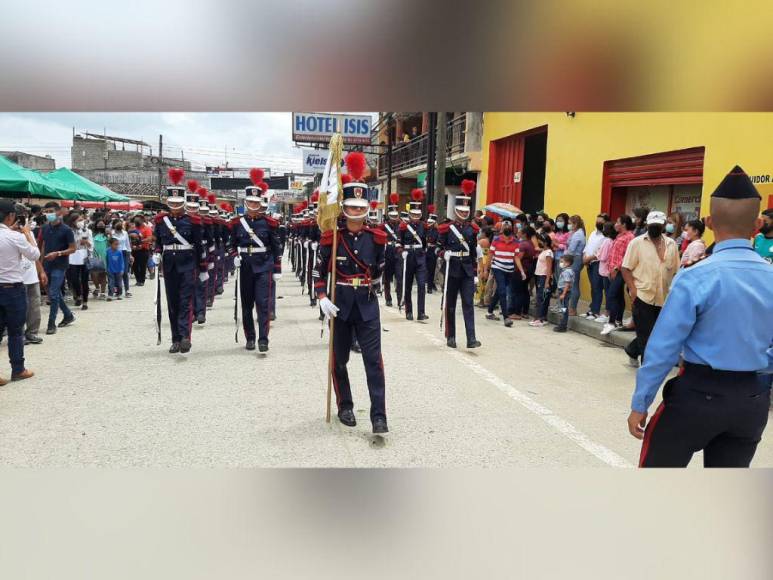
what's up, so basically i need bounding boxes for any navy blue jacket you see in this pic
[153,212,206,274]
[399,220,427,267]
[438,219,479,278]
[228,214,282,274]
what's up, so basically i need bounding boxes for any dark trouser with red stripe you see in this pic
[639,363,771,468]
[240,266,271,343]
[444,274,476,342]
[383,251,402,304]
[332,304,386,423]
[163,266,195,343]
[403,253,427,316]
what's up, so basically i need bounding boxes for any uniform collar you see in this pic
[714,238,753,252]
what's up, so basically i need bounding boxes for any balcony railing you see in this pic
[378,115,467,177]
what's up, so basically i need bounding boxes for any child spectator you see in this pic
[105,238,125,301]
[529,233,554,327]
[553,254,575,333]
[680,218,707,267]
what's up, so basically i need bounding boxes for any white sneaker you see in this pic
[623,317,633,326]
[600,323,616,336]
[595,315,609,324]
[584,312,596,319]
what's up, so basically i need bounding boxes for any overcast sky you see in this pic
[0,113,375,174]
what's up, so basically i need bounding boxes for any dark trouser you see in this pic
[122,251,131,293]
[240,266,271,342]
[46,267,72,328]
[569,259,584,310]
[383,251,402,304]
[194,275,207,317]
[606,274,625,325]
[163,266,195,343]
[588,261,603,315]
[510,272,531,315]
[307,246,316,303]
[639,364,771,468]
[601,275,610,313]
[557,294,570,329]
[403,253,426,316]
[132,249,149,285]
[206,257,216,302]
[535,275,551,320]
[66,264,89,303]
[0,284,27,375]
[426,249,438,290]
[624,297,661,362]
[215,248,225,291]
[444,274,476,342]
[488,268,512,317]
[108,272,123,296]
[331,303,386,423]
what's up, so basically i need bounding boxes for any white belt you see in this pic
[209,245,215,252]
[163,244,192,251]
[406,244,423,249]
[446,251,470,257]
[238,246,267,254]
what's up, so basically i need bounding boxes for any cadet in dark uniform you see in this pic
[437,179,481,349]
[399,188,429,321]
[381,193,403,307]
[425,204,439,293]
[630,165,773,467]
[229,177,282,352]
[152,168,208,354]
[184,186,208,326]
[307,192,321,307]
[313,153,388,434]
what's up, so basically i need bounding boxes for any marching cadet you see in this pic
[399,188,429,321]
[153,168,208,354]
[229,171,282,352]
[425,204,439,293]
[630,165,772,468]
[381,193,403,307]
[207,195,224,302]
[271,212,286,321]
[438,179,481,349]
[307,191,321,306]
[184,183,208,326]
[313,152,388,433]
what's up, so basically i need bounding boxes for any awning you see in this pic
[46,168,129,202]
[0,155,83,200]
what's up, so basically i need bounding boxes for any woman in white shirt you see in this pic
[111,219,132,298]
[67,213,92,310]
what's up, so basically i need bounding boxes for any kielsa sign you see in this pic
[302,148,328,174]
[293,112,372,145]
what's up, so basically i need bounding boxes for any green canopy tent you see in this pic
[0,154,85,200]
[46,168,129,202]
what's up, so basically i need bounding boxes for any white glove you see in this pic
[304,241,310,248]
[319,296,339,319]
[152,253,161,265]
[401,251,408,259]
[311,242,318,251]
[273,273,282,281]
[474,276,479,285]
[233,256,242,267]
[199,272,209,282]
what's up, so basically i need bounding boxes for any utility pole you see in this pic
[158,134,163,201]
[386,117,393,202]
[426,112,437,214]
[434,112,448,220]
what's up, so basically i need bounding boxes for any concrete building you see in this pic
[0,151,56,172]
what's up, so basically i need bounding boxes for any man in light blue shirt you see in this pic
[628,165,772,468]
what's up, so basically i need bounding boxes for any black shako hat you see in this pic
[711,165,761,200]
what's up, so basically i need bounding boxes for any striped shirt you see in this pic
[490,235,518,272]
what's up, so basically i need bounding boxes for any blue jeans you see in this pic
[0,284,27,375]
[607,273,626,324]
[108,272,123,296]
[588,261,603,315]
[46,267,72,327]
[535,275,551,320]
[569,258,584,310]
[488,269,512,316]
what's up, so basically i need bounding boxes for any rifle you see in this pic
[440,253,450,330]
[155,255,162,345]
[234,261,240,343]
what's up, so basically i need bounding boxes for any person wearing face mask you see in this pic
[111,219,132,298]
[66,213,92,310]
[565,215,586,316]
[665,212,684,248]
[620,210,679,367]
[680,219,706,268]
[486,219,518,327]
[752,208,772,264]
[90,220,109,299]
[312,152,388,434]
[582,213,610,320]
[551,213,571,299]
[39,202,76,335]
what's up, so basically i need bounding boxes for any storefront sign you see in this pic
[671,191,702,222]
[302,149,328,174]
[292,112,372,145]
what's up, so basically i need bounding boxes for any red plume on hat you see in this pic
[460,179,476,195]
[411,188,424,202]
[341,174,353,185]
[369,200,379,210]
[310,190,320,203]
[389,192,399,205]
[186,179,199,192]
[196,186,208,197]
[428,204,436,213]
[249,168,265,186]
[207,193,216,204]
[258,181,269,192]
[344,151,367,181]
[219,202,232,211]
[167,167,184,185]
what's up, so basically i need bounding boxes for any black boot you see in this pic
[338,409,356,427]
[258,340,268,352]
[180,338,192,354]
[417,314,429,321]
[466,339,482,349]
[385,299,393,307]
[446,337,457,349]
[245,339,256,351]
[372,417,389,434]
[197,313,206,325]
[405,312,413,321]
[270,312,276,321]
[310,298,317,307]
[169,342,181,354]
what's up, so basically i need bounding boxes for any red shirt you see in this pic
[490,235,518,272]
[609,230,635,271]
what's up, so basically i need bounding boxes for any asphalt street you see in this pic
[1,260,770,467]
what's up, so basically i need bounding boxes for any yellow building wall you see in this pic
[479,112,773,303]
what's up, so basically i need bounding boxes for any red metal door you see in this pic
[487,127,548,208]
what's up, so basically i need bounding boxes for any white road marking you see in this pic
[383,302,632,467]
